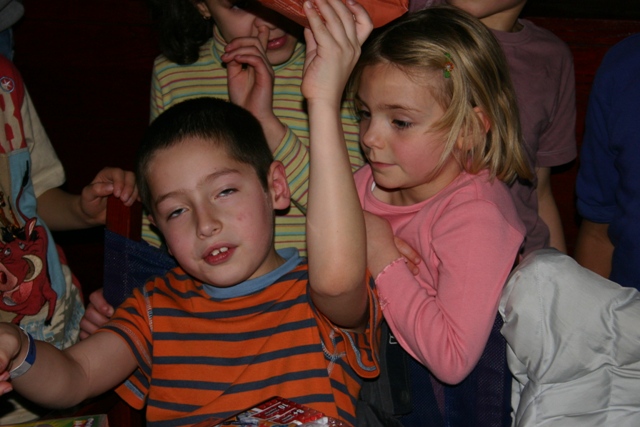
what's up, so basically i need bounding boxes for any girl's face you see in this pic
[356,63,462,205]
[196,0,300,66]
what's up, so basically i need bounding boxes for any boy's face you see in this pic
[196,0,300,66]
[147,137,290,287]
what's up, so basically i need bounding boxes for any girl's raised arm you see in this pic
[303,0,373,330]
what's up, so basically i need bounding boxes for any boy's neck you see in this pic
[480,6,526,32]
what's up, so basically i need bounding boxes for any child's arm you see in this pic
[222,27,287,152]
[302,0,372,330]
[221,22,364,214]
[374,199,523,384]
[575,219,613,279]
[536,166,567,252]
[37,167,138,231]
[0,323,136,407]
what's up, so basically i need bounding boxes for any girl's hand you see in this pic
[301,0,373,105]
[364,211,402,277]
[222,28,285,150]
[394,236,422,276]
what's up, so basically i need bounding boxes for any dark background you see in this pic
[10,0,640,300]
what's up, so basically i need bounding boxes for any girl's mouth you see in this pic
[267,35,287,50]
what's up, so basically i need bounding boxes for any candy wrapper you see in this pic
[258,0,408,28]
[191,396,347,426]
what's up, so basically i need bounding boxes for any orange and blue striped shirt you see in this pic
[101,249,380,427]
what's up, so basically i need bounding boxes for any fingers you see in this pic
[90,288,114,317]
[0,325,23,392]
[79,307,111,340]
[221,30,275,93]
[87,168,137,206]
[394,236,421,265]
[304,0,372,47]
[79,290,113,341]
[394,236,421,276]
[0,377,12,395]
[222,29,270,66]
[344,0,373,44]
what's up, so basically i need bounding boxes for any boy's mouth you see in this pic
[204,246,234,265]
[211,247,229,257]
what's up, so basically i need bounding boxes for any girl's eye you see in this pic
[355,109,371,121]
[392,119,412,130]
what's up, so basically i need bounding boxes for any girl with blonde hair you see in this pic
[352,6,532,425]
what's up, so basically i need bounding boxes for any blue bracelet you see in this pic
[9,329,36,379]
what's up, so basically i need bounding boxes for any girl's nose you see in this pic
[360,123,383,150]
[254,14,278,30]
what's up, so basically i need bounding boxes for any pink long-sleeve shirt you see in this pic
[355,166,525,384]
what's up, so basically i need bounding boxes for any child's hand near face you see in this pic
[222,27,287,151]
[301,0,373,106]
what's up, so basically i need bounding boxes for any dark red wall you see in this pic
[13,0,160,299]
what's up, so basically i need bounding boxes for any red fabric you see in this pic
[259,0,408,28]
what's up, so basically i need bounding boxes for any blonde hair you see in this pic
[349,6,533,183]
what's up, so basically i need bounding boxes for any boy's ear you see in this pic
[268,161,291,211]
[192,1,211,19]
[148,213,173,256]
[456,106,491,150]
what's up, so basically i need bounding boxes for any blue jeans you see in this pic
[0,28,14,61]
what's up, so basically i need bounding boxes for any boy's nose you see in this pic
[196,209,221,238]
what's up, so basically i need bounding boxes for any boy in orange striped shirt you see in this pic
[0,2,379,426]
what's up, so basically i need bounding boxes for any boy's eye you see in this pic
[218,188,237,197]
[167,208,186,220]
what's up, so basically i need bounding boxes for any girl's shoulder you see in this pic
[442,171,517,213]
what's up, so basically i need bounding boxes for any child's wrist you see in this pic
[10,328,36,379]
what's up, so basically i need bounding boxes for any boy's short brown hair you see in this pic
[136,97,274,215]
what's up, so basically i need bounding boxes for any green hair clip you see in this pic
[443,53,454,79]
